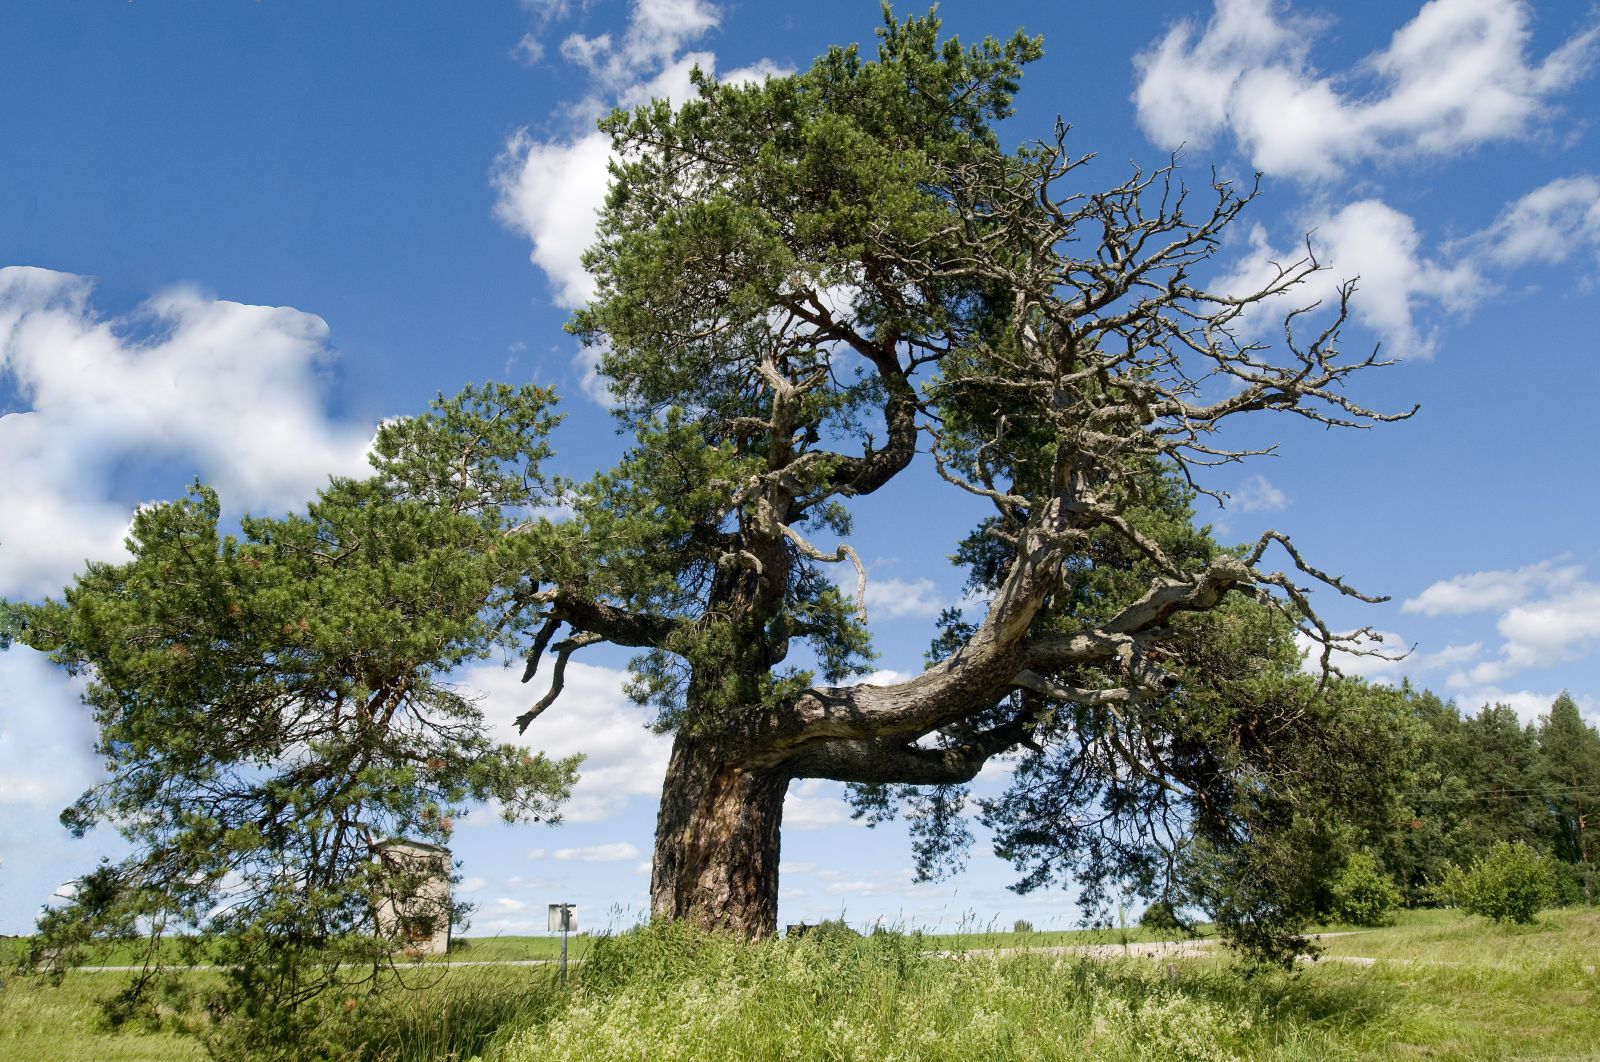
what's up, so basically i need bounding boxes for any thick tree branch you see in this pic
[542,590,681,649]
[782,708,1040,785]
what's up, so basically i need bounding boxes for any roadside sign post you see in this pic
[548,903,576,979]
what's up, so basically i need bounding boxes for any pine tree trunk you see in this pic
[650,732,787,938]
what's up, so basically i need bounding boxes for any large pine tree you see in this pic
[516,10,1412,954]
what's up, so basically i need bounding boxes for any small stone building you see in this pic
[373,838,452,955]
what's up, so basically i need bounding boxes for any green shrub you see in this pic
[1327,852,1401,927]
[1138,902,1186,934]
[810,918,863,938]
[1013,919,1035,934]
[1451,842,1558,924]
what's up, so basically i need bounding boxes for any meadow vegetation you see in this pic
[5,907,1596,1061]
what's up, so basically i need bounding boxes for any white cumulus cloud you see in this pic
[512,33,545,65]
[468,658,672,824]
[1228,474,1288,513]
[864,576,945,621]
[1294,629,1484,685]
[0,646,131,933]
[1417,643,1482,672]
[554,841,641,862]
[783,779,858,832]
[1410,561,1600,697]
[1213,173,1600,360]
[1403,558,1580,616]
[1460,175,1600,269]
[493,130,614,312]
[847,670,915,687]
[1134,0,1598,181]
[1213,201,1478,358]
[494,0,726,316]
[1495,582,1600,672]
[0,267,374,599]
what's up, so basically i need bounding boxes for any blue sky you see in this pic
[2,0,1598,937]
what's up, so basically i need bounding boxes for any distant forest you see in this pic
[1371,688,1598,905]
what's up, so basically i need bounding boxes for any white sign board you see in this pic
[548,903,576,932]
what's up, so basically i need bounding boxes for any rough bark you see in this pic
[650,732,789,937]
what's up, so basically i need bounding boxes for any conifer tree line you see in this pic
[1366,688,1600,907]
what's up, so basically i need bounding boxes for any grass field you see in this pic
[448,921,1209,963]
[0,972,208,1062]
[3,908,1596,1060]
[0,922,1199,969]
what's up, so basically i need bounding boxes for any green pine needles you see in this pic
[14,384,580,1055]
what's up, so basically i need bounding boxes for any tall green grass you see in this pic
[0,973,208,1062]
[482,922,1387,1062]
[326,967,567,1061]
[6,909,1595,1060]
[0,966,565,1062]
